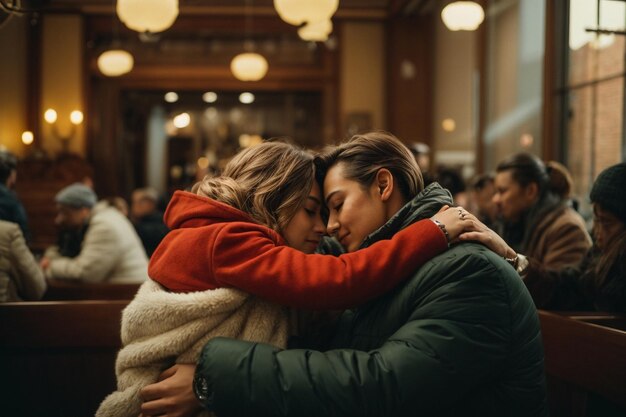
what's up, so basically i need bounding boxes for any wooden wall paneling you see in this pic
[386,14,434,146]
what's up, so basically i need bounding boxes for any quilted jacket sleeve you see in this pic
[194,248,543,416]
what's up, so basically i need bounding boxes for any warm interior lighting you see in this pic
[230,53,268,82]
[298,20,333,41]
[202,92,218,103]
[239,92,255,104]
[442,118,456,132]
[164,92,179,103]
[21,131,34,145]
[116,0,179,33]
[173,112,190,128]
[44,109,58,124]
[97,49,134,76]
[197,157,210,169]
[274,0,338,26]
[441,1,485,31]
[70,110,84,125]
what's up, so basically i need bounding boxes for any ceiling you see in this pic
[6,0,436,19]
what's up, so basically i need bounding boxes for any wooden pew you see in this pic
[539,310,626,417]
[42,279,141,300]
[0,300,129,417]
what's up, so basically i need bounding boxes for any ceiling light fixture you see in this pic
[441,1,484,31]
[116,0,179,34]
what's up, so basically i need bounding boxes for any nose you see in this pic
[313,213,326,235]
[326,212,339,236]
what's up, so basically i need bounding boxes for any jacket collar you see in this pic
[360,182,453,249]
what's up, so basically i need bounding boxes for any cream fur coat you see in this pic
[96,279,290,417]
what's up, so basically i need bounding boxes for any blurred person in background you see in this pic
[493,153,591,270]
[130,188,169,257]
[470,173,497,229]
[0,220,46,302]
[41,183,148,283]
[0,150,29,239]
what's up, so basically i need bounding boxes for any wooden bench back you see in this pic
[539,310,626,416]
[0,300,129,417]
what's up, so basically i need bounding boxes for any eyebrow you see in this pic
[325,190,340,205]
[307,195,322,205]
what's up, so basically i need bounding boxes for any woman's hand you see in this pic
[456,211,517,259]
[431,205,475,241]
[139,364,201,417]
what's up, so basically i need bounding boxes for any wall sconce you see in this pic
[44,108,83,152]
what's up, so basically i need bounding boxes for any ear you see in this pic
[524,182,539,201]
[374,169,394,202]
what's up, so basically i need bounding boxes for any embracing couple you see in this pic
[97,131,548,417]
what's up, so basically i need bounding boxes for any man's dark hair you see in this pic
[496,153,548,192]
[0,151,17,185]
[471,173,495,191]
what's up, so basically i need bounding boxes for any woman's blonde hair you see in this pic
[192,141,315,233]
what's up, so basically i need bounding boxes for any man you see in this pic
[41,183,148,283]
[0,150,29,238]
[140,132,548,417]
[130,187,168,257]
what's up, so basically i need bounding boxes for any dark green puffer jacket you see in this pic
[196,184,548,417]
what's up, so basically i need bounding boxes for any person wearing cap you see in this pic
[40,183,148,283]
[0,150,29,239]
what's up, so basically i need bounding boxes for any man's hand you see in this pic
[139,364,202,417]
[39,257,50,270]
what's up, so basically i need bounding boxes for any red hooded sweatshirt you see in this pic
[149,191,447,310]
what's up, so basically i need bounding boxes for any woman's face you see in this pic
[593,204,625,251]
[282,181,326,254]
[323,163,388,253]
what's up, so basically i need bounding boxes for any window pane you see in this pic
[569,0,625,86]
[483,0,544,171]
[566,77,624,217]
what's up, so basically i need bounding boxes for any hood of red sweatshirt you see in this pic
[164,190,254,230]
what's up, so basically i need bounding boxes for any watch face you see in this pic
[194,375,210,401]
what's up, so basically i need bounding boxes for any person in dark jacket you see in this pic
[131,188,169,257]
[0,150,29,239]
[139,132,548,417]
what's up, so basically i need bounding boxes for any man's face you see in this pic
[493,170,537,223]
[323,163,388,253]
[131,194,156,219]
[55,204,90,230]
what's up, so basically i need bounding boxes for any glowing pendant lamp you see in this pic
[230,52,269,82]
[441,1,485,31]
[97,49,134,76]
[274,0,338,26]
[116,0,179,33]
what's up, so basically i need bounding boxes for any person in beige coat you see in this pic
[493,153,591,270]
[0,220,46,302]
[41,183,148,283]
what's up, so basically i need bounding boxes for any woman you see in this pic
[98,140,473,417]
